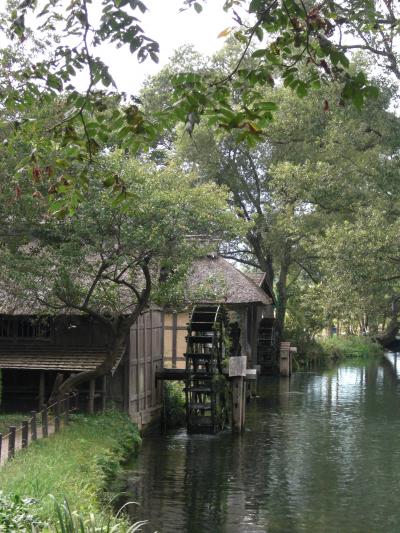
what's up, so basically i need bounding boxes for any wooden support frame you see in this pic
[88,379,95,414]
[39,371,45,410]
[102,375,107,411]
[31,411,37,441]
[8,426,16,459]
[172,311,178,369]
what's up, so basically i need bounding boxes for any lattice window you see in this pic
[0,317,51,338]
[0,318,14,337]
[17,319,51,338]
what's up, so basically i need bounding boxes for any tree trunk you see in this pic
[375,318,399,348]
[48,331,128,404]
[274,242,292,356]
[375,297,400,348]
[247,232,274,290]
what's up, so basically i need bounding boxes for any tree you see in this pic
[141,42,400,348]
[1,0,397,208]
[0,151,244,396]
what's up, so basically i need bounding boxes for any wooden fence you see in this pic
[0,392,78,465]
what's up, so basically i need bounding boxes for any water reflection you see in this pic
[127,358,400,533]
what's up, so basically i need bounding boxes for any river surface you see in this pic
[125,355,400,533]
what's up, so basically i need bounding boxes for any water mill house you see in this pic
[0,297,164,430]
[163,253,276,371]
[0,254,275,430]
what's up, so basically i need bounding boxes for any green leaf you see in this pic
[193,2,202,13]
[256,101,278,111]
[255,26,263,42]
[252,49,267,58]
[46,74,63,91]
[352,91,364,110]
[103,176,116,187]
[296,82,308,98]
[365,85,379,99]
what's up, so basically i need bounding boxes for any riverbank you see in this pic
[294,335,383,368]
[0,410,141,531]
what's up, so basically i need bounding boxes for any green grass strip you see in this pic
[0,410,141,530]
[0,413,30,435]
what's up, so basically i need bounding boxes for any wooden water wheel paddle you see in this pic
[185,304,229,434]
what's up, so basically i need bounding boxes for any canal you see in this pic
[126,356,400,532]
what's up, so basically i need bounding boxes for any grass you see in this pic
[318,335,383,359]
[0,413,29,435]
[295,335,384,368]
[0,410,142,531]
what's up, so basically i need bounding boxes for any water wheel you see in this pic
[185,304,229,434]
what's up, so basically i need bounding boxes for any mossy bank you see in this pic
[0,410,141,531]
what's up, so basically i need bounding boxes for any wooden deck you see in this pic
[156,368,257,381]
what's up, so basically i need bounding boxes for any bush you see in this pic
[0,491,45,531]
[163,381,186,428]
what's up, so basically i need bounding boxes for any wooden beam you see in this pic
[102,375,107,411]
[39,371,45,410]
[88,379,95,414]
[172,312,177,369]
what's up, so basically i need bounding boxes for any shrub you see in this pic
[0,491,45,531]
[163,381,186,428]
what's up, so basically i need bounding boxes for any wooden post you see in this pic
[39,371,45,410]
[172,312,178,369]
[8,426,16,459]
[64,394,70,424]
[102,376,107,412]
[229,356,247,433]
[42,405,48,438]
[231,377,244,433]
[246,381,251,403]
[31,411,37,441]
[55,400,60,433]
[279,342,291,377]
[289,347,297,375]
[22,421,29,448]
[88,379,95,413]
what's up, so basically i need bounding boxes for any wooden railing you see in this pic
[0,392,78,464]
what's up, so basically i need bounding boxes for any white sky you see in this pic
[98,0,233,94]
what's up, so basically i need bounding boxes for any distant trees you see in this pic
[142,43,400,344]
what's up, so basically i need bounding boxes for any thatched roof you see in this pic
[185,255,272,305]
[243,271,266,286]
[0,343,107,371]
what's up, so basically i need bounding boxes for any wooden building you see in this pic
[0,255,275,429]
[164,254,275,370]
[0,309,163,430]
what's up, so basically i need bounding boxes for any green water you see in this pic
[126,356,400,532]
